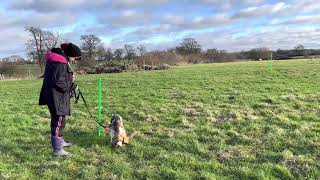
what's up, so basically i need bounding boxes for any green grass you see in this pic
[0,60,320,179]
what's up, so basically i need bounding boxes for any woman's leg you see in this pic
[48,106,71,157]
[51,114,65,137]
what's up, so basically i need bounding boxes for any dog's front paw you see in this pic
[116,141,123,147]
[112,141,122,148]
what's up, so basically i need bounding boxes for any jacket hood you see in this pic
[45,52,67,64]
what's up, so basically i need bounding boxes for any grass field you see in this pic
[0,60,319,179]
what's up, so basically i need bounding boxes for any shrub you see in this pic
[0,62,20,77]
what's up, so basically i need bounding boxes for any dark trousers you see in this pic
[48,105,66,137]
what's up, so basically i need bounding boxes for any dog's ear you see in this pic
[110,114,115,125]
[115,120,122,128]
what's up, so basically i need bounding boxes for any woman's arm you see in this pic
[54,63,72,93]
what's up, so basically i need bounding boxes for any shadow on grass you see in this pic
[64,128,109,148]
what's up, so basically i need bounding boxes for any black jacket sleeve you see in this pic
[54,63,72,93]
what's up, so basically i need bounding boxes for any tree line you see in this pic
[1,26,320,73]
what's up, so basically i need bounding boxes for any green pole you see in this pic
[98,78,102,138]
[270,52,273,73]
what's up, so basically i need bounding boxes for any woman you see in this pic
[39,43,81,157]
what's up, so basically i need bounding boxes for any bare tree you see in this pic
[205,48,219,63]
[167,48,175,53]
[25,26,61,72]
[105,48,113,61]
[303,49,310,58]
[294,44,305,56]
[43,30,60,50]
[247,48,270,60]
[176,38,202,55]
[0,61,18,77]
[114,48,124,61]
[136,44,147,57]
[294,44,304,51]
[10,55,25,63]
[25,26,45,73]
[124,44,136,63]
[80,34,101,60]
[96,44,106,61]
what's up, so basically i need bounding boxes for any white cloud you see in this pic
[233,2,291,19]
[161,13,232,30]
[228,0,266,5]
[200,0,265,7]
[162,15,185,24]
[0,28,29,57]
[296,0,320,13]
[99,10,146,27]
[112,0,168,9]
[195,27,320,51]
[8,0,106,12]
[0,11,79,57]
[186,13,232,28]
[1,0,320,58]
[271,15,320,25]
[0,12,79,29]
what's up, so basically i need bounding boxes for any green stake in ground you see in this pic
[98,78,102,138]
[270,52,273,73]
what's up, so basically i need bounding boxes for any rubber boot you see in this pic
[62,138,73,148]
[53,148,71,157]
[51,135,72,157]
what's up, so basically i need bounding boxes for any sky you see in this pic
[0,0,320,58]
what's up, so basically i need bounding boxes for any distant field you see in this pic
[0,60,319,179]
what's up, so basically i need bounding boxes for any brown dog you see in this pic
[107,114,129,148]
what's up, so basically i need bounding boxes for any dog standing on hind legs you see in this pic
[107,114,129,148]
